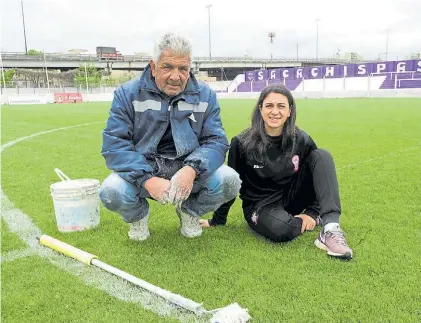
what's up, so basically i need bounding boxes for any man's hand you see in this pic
[294,214,316,233]
[167,166,197,205]
[144,177,171,205]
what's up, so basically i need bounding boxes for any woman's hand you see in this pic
[199,219,211,228]
[294,214,316,233]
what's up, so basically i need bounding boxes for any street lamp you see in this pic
[43,51,50,93]
[315,18,320,61]
[206,5,212,60]
[0,53,7,94]
[21,0,28,54]
[268,32,276,60]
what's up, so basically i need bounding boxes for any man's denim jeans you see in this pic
[99,165,241,223]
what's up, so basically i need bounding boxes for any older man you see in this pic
[99,33,241,241]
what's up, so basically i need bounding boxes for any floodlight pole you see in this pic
[206,5,212,61]
[44,51,50,94]
[268,32,276,60]
[84,62,89,94]
[21,0,28,54]
[385,28,389,61]
[316,18,320,61]
[0,53,7,94]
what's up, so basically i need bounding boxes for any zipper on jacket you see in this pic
[154,99,172,157]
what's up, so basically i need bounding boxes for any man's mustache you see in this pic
[167,81,182,86]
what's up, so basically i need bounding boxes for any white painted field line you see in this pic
[337,146,420,171]
[0,247,37,263]
[0,122,105,153]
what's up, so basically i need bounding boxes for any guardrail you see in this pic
[0,52,373,64]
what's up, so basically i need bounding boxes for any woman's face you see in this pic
[259,92,291,136]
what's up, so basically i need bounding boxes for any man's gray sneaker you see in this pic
[128,213,150,241]
[176,206,202,238]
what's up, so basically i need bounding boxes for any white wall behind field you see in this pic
[1,89,420,105]
[299,76,385,92]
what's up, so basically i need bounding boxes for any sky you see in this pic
[0,0,420,61]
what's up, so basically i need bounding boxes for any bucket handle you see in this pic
[54,168,71,181]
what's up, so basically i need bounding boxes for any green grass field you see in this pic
[1,98,421,323]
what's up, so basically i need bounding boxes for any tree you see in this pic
[1,69,15,87]
[116,72,135,84]
[27,49,44,56]
[102,76,115,87]
[407,52,421,59]
[56,69,78,87]
[13,68,84,88]
[75,63,102,87]
[102,72,136,87]
[40,69,78,87]
[14,68,46,87]
[344,52,364,61]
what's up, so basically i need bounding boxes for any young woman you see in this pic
[200,84,353,260]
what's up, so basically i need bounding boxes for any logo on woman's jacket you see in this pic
[292,155,299,172]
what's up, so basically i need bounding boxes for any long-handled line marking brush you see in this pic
[38,234,251,323]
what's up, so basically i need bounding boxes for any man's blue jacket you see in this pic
[101,64,230,187]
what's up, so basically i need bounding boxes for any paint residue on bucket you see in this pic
[50,169,100,232]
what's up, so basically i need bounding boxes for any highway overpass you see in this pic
[1,52,363,80]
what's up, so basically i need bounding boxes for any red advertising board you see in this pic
[54,93,83,104]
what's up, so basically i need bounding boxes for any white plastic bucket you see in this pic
[50,168,100,232]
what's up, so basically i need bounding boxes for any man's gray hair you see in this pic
[153,33,192,63]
